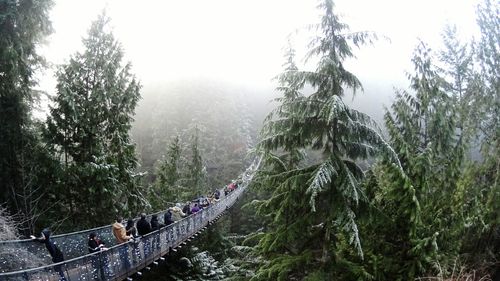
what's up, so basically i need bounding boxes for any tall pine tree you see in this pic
[455,0,499,273]
[153,136,182,208]
[359,42,460,280]
[252,1,396,279]
[0,0,54,233]
[186,131,205,197]
[44,13,144,228]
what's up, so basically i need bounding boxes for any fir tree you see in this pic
[475,0,499,146]
[153,136,182,208]
[454,0,499,273]
[152,132,208,209]
[0,0,53,232]
[360,41,467,279]
[44,13,144,227]
[252,1,395,279]
[186,131,205,197]
[438,24,477,139]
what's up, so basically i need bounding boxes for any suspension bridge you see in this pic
[0,160,260,281]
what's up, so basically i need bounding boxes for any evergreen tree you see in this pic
[0,0,53,232]
[252,1,395,279]
[186,131,205,197]
[153,136,182,208]
[475,0,499,146]
[360,41,473,280]
[357,4,499,277]
[438,24,477,138]
[272,41,305,168]
[152,132,208,209]
[454,0,499,273]
[44,13,144,228]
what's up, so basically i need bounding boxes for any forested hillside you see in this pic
[0,0,497,280]
[131,79,269,187]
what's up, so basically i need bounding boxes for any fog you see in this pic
[37,0,479,124]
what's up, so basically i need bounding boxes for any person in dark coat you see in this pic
[136,213,153,258]
[164,209,174,226]
[31,228,66,280]
[88,232,109,280]
[150,214,163,251]
[126,219,138,237]
[136,213,152,236]
[200,198,210,208]
[31,228,64,262]
[182,202,192,216]
[88,232,107,253]
[125,218,140,265]
[150,214,164,231]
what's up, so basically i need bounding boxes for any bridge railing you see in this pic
[0,183,246,280]
[0,161,258,267]
[0,196,214,266]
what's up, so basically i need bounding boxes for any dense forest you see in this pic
[0,0,498,280]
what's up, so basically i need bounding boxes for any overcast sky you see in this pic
[37,0,480,117]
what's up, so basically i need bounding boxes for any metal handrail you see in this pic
[0,158,260,280]
[0,184,246,280]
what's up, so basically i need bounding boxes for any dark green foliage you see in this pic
[356,42,463,280]
[44,13,144,228]
[185,131,206,197]
[251,0,499,280]
[357,2,499,276]
[451,0,499,273]
[251,1,396,279]
[152,136,182,208]
[475,0,500,145]
[0,0,53,233]
[151,132,208,209]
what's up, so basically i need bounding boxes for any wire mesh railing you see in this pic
[0,199,206,265]
[0,182,246,280]
[0,158,260,280]
[0,158,260,273]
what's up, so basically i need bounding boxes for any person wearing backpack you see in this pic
[31,228,66,280]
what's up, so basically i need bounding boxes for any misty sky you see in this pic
[37,0,480,120]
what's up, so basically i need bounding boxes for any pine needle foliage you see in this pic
[252,1,395,279]
[0,0,54,232]
[152,133,207,209]
[452,0,499,273]
[358,41,470,280]
[185,131,206,197]
[153,136,182,208]
[44,13,144,228]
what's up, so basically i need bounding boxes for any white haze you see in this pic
[36,0,479,122]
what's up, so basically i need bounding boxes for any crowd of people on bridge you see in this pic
[29,180,242,280]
